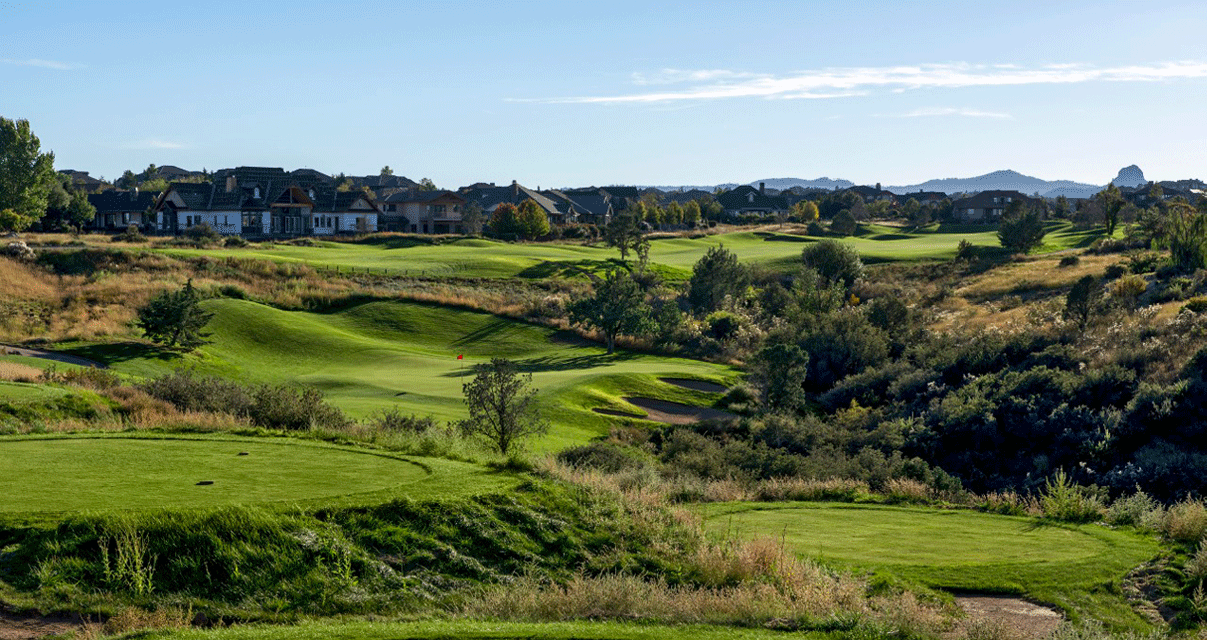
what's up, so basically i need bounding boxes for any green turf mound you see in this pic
[0,435,507,514]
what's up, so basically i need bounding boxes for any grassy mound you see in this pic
[704,502,1161,631]
[0,481,695,620]
[88,299,735,449]
[0,434,512,515]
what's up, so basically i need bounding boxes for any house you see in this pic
[845,185,897,204]
[152,166,378,237]
[897,191,948,206]
[87,189,159,231]
[563,186,640,212]
[715,183,788,217]
[950,190,1036,221]
[380,190,469,233]
[62,170,110,192]
[155,165,205,181]
[460,181,565,226]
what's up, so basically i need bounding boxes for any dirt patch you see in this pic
[943,595,1063,640]
[1,344,106,369]
[660,377,727,393]
[0,609,80,640]
[594,397,737,425]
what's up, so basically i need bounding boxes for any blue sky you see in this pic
[2,0,1206,188]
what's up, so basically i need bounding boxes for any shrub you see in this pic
[223,236,249,248]
[1058,255,1080,267]
[718,383,759,415]
[1104,264,1128,279]
[998,205,1046,254]
[1163,499,1207,543]
[688,246,748,312]
[369,408,437,433]
[1105,489,1162,528]
[801,239,864,288]
[557,442,649,473]
[183,223,222,245]
[954,239,977,262]
[1039,470,1104,523]
[1183,296,1207,314]
[142,370,253,416]
[249,383,347,431]
[111,225,146,243]
[806,221,825,236]
[830,209,857,236]
[705,311,742,341]
[1109,275,1147,310]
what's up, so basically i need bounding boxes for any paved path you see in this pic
[0,345,107,369]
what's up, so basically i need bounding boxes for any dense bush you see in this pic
[250,383,348,430]
[141,370,253,415]
[801,240,863,288]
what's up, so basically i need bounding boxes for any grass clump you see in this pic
[1040,469,1105,523]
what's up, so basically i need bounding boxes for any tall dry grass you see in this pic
[0,361,44,382]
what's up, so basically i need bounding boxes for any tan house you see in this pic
[380,190,469,233]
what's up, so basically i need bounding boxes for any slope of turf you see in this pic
[91,299,736,450]
[0,434,513,515]
[704,502,1160,631]
[156,222,1108,280]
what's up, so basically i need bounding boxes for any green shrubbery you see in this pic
[141,370,347,430]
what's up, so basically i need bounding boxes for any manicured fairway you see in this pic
[0,434,514,514]
[78,299,736,450]
[155,221,1107,280]
[704,502,1160,630]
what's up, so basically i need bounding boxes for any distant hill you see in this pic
[886,170,1103,199]
[647,177,855,193]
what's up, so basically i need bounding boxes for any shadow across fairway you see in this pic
[516,258,627,279]
[442,351,641,377]
[65,342,182,366]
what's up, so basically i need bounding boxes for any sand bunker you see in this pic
[594,397,736,425]
[660,377,727,393]
[944,595,1063,639]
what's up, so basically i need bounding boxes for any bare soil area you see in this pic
[943,595,1063,640]
[0,609,80,640]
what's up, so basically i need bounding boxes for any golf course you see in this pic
[154,221,1104,280]
[67,297,737,450]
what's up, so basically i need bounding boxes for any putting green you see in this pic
[0,435,506,514]
[704,502,1161,630]
[706,503,1108,566]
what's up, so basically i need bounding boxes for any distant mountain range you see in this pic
[648,167,1158,199]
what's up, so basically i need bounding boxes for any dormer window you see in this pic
[309,189,315,199]
[254,187,261,199]
[748,193,755,203]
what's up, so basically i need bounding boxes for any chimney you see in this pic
[512,180,519,199]
[225,175,237,193]
[759,182,765,195]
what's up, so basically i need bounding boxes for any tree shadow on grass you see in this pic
[516,258,627,279]
[440,351,641,377]
[64,342,183,366]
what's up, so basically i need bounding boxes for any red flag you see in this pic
[457,354,463,360]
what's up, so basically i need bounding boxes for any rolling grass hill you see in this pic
[79,298,736,450]
[154,221,1111,281]
[703,502,1161,631]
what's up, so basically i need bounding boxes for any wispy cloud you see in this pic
[887,107,1012,119]
[124,139,187,150]
[1,58,78,70]
[520,60,1207,104]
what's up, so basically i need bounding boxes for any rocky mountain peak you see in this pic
[1112,165,1146,188]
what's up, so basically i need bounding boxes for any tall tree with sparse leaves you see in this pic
[136,279,214,350]
[458,357,549,455]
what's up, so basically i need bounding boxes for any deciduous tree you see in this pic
[568,268,653,354]
[458,357,548,455]
[0,117,55,231]
[516,198,550,239]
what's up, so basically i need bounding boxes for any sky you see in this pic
[2,0,1206,189]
